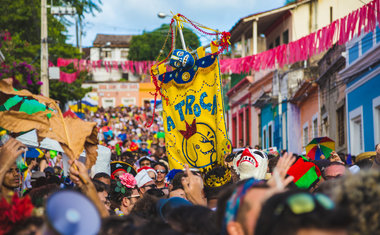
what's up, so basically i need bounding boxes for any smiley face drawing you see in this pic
[180,121,217,168]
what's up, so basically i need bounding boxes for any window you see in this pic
[102,98,115,108]
[275,36,280,47]
[321,116,328,137]
[263,127,267,149]
[283,30,289,44]
[101,50,112,59]
[120,50,128,59]
[121,98,136,106]
[268,124,273,147]
[337,107,345,146]
[245,108,250,146]
[313,118,318,138]
[122,73,129,80]
[349,107,363,155]
[374,105,380,145]
[330,7,333,23]
[232,116,237,147]
[373,97,380,145]
[239,112,244,143]
[303,125,309,147]
[269,43,274,49]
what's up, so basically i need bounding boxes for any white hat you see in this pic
[135,169,153,188]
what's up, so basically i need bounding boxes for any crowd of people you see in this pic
[0,105,380,235]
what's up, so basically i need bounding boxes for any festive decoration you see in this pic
[118,173,137,188]
[305,137,335,160]
[110,161,137,179]
[287,157,321,189]
[0,194,34,234]
[219,0,380,74]
[0,79,98,168]
[148,13,231,171]
[25,147,44,158]
[232,148,268,180]
[204,166,232,188]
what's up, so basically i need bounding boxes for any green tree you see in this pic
[128,24,200,61]
[0,0,101,108]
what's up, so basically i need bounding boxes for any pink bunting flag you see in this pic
[59,71,77,83]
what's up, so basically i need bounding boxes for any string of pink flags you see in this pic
[55,0,380,83]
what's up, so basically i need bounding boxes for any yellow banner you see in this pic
[158,52,231,171]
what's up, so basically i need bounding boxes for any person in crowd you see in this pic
[138,166,157,181]
[93,179,111,211]
[322,162,346,180]
[254,190,350,235]
[23,157,38,191]
[203,166,232,210]
[138,156,153,168]
[93,172,111,186]
[108,173,137,216]
[135,169,156,196]
[371,143,380,170]
[327,170,380,235]
[166,205,219,235]
[154,162,169,193]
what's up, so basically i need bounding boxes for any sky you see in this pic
[65,0,287,48]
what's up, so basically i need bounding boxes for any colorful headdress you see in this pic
[110,161,137,179]
[204,166,232,188]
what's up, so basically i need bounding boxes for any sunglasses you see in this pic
[274,193,335,216]
[156,170,166,174]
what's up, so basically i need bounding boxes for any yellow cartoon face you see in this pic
[182,123,217,168]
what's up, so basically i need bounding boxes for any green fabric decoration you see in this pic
[3,95,23,110]
[19,99,47,114]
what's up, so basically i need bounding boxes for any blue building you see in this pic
[340,26,380,155]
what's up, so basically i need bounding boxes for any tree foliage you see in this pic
[128,24,200,61]
[0,0,101,108]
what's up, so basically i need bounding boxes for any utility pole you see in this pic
[41,0,49,97]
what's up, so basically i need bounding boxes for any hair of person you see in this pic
[254,190,350,235]
[355,158,374,170]
[25,157,36,166]
[99,215,138,235]
[46,175,61,185]
[5,216,44,235]
[130,194,160,221]
[153,162,168,173]
[145,188,166,198]
[329,170,380,234]
[28,184,60,207]
[268,156,279,173]
[109,179,133,209]
[92,179,109,193]
[93,172,111,180]
[166,205,219,235]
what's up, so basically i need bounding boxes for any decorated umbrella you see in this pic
[0,79,98,168]
[305,137,335,160]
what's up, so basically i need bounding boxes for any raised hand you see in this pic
[181,164,207,206]
[268,152,295,190]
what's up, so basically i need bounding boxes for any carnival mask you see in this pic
[232,148,268,180]
[169,49,195,70]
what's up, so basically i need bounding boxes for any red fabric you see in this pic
[63,109,78,118]
[113,61,118,70]
[287,158,315,182]
[358,5,367,36]
[59,71,77,83]
[0,194,34,234]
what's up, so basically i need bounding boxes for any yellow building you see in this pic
[138,82,156,107]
